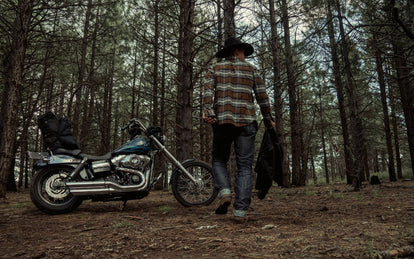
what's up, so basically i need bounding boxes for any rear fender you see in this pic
[169,158,195,184]
[33,154,81,170]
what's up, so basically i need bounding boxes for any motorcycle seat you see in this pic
[54,148,111,161]
[78,152,112,161]
[54,148,82,156]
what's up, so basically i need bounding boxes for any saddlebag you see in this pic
[38,112,80,151]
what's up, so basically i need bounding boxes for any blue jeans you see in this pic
[212,122,257,212]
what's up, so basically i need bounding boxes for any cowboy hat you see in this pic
[215,37,254,58]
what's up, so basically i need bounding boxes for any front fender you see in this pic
[169,158,195,184]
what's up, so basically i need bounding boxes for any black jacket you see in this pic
[38,112,80,151]
[254,127,284,199]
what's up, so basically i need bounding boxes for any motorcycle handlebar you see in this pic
[122,118,164,143]
[122,119,147,132]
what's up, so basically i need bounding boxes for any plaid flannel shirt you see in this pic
[203,56,272,127]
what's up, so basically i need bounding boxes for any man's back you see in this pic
[203,56,271,127]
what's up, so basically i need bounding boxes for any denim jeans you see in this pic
[212,122,257,212]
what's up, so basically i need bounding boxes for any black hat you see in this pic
[215,37,254,58]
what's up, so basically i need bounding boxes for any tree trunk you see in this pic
[335,0,365,190]
[152,0,165,190]
[223,0,235,39]
[392,45,414,177]
[389,4,414,177]
[301,98,312,184]
[0,0,34,198]
[160,28,168,189]
[152,0,160,126]
[326,0,353,184]
[374,36,396,181]
[329,143,336,182]
[18,122,29,189]
[42,9,57,113]
[113,96,120,149]
[80,1,100,150]
[131,44,139,118]
[100,51,115,154]
[175,0,195,161]
[269,0,289,186]
[217,0,223,49]
[69,0,93,137]
[7,150,17,192]
[319,91,329,184]
[310,149,317,184]
[281,0,303,186]
[388,82,403,179]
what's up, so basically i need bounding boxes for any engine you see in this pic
[122,155,150,170]
[110,154,151,185]
[111,154,150,171]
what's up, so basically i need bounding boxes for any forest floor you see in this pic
[1,180,414,258]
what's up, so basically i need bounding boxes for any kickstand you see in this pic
[121,200,127,211]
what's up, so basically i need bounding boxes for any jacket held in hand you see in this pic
[255,128,284,199]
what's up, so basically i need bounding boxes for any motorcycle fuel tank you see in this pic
[113,137,150,155]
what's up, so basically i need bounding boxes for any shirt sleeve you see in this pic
[202,67,216,117]
[252,68,272,121]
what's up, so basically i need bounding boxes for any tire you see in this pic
[30,166,82,214]
[171,161,218,207]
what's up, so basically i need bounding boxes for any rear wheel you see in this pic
[171,161,218,206]
[30,166,82,214]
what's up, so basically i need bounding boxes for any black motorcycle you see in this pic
[28,117,217,214]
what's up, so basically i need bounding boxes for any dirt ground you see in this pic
[1,180,414,258]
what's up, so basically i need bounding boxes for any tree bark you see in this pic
[175,0,195,161]
[391,42,414,177]
[388,83,403,179]
[152,0,160,126]
[310,149,317,184]
[269,0,289,187]
[0,0,34,198]
[281,0,303,186]
[329,142,336,182]
[7,150,17,192]
[319,91,329,184]
[223,0,235,39]
[326,0,353,184]
[80,1,100,150]
[131,43,139,118]
[160,27,168,189]
[389,0,414,177]
[373,35,396,181]
[217,0,223,49]
[100,50,115,153]
[69,0,93,138]
[335,0,365,190]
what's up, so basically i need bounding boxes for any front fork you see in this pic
[149,135,197,183]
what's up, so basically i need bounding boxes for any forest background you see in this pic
[0,0,413,198]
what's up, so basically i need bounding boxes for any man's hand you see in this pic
[264,119,275,130]
[202,111,217,124]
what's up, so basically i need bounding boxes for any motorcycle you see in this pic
[28,118,218,214]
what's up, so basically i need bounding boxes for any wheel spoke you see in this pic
[172,162,217,206]
[39,169,73,205]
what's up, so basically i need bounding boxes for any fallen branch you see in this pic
[375,246,414,258]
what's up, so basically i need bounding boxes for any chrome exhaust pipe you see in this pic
[67,178,146,196]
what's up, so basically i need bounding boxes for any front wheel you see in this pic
[30,166,82,214]
[171,161,218,207]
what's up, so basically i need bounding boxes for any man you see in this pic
[202,37,274,220]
